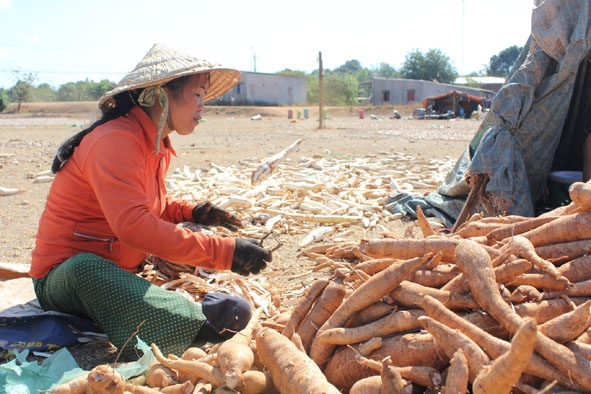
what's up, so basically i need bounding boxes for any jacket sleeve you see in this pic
[161,196,196,223]
[83,132,234,271]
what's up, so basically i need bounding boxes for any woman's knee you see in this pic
[201,292,252,337]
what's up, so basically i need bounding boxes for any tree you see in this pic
[324,73,358,105]
[355,68,373,98]
[400,48,458,83]
[278,69,307,77]
[487,45,522,77]
[334,59,363,74]
[32,83,58,102]
[306,73,319,104]
[0,88,10,112]
[57,82,79,101]
[305,72,359,106]
[91,79,116,98]
[10,71,36,112]
[375,62,398,79]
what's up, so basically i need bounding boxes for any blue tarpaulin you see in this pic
[0,312,103,356]
[0,339,155,394]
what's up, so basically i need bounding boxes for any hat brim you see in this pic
[97,43,241,111]
[98,67,240,112]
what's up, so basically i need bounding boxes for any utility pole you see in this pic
[318,51,324,129]
[251,47,257,72]
[461,0,465,74]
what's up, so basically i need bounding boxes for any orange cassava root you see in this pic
[309,253,432,368]
[472,318,537,394]
[454,239,591,391]
[569,181,591,210]
[255,326,340,394]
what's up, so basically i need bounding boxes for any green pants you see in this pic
[33,252,206,360]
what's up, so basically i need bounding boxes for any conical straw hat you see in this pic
[98,43,241,111]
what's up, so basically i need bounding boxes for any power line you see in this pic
[0,68,125,76]
[0,60,125,71]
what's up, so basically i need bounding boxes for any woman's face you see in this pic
[166,73,208,136]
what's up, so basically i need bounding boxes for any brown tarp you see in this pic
[421,90,484,117]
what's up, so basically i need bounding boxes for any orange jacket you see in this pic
[30,106,235,279]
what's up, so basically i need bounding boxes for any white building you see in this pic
[369,77,494,106]
[218,71,307,106]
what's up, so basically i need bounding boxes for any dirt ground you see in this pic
[0,101,481,369]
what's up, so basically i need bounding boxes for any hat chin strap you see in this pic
[138,86,169,153]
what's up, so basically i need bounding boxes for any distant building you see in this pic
[369,77,494,107]
[217,71,307,106]
[454,76,505,92]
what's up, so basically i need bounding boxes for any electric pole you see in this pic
[318,51,324,129]
[251,47,257,72]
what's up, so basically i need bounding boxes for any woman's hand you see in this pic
[231,238,272,276]
[192,201,243,231]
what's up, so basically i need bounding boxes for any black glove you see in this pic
[192,201,243,232]
[231,238,272,276]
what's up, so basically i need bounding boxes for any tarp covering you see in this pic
[421,90,484,116]
[0,277,105,357]
[388,0,591,227]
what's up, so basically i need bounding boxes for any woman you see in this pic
[29,43,272,360]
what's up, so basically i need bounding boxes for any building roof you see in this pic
[454,76,506,85]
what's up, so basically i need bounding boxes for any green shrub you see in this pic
[0,88,10,112]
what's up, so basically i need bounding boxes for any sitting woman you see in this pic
[29,43,272,360]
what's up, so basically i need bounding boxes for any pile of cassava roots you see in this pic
[51,181,591,393]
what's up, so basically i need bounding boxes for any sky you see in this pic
[0,0,534,89]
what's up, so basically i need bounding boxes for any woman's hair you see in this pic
[51,75,191,173]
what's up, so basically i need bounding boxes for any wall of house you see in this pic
[219,72,307,106]
[371,78,494,107]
